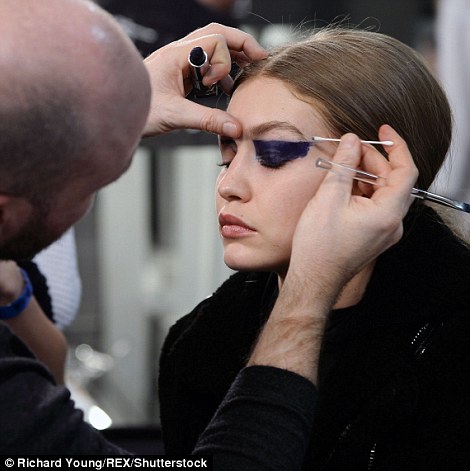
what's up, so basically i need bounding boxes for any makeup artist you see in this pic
[1,0,421,467]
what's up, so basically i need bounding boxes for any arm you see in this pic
[249,127,418,383]
[141,26,417,468]
[195,128,418,469]
[0,322,128,454]
[0,261,67,384]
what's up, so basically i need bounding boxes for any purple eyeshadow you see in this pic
[253,140,313,167]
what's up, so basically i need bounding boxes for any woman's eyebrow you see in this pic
[247,121,307,139]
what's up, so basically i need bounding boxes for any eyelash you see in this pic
[256,156,287,169]
[217,138,235,168]
[217,161,231,169]
[217,139,286,170]
[217,158,285,171]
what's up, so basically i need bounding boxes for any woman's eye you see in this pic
[217,139,311,169]
[256,151,287,169]
[253,140,311,169]
[217,161,231,169]
[218,137,237,168]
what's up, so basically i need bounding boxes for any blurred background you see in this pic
[58,0,466,452]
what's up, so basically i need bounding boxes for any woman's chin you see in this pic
[224,255,260,272]
[224,255,282,274]
[224,259,253,272]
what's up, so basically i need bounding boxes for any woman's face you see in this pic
[216,77,334,277]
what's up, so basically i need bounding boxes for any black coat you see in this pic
[160,207,470,470]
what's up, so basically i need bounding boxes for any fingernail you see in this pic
[222,122,238,136]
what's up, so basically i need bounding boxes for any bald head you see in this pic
[0,0,150,200]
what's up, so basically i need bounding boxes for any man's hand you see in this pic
[142,23,266,137]
[249,125,418,384]
[289,125,418,291]
[0,260,68,384]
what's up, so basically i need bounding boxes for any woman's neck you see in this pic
[278,261,376,309]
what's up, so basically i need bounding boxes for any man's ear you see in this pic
[0,193,33,243]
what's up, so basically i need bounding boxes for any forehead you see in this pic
[228,77,327,138]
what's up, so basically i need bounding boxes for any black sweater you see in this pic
[0,324,316,463]
[160,207,470,470]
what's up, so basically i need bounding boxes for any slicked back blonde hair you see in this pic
[235,27,452,192]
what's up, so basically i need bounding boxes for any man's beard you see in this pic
[0,205,60,261]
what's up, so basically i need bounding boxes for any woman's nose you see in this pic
[217,153,252,202]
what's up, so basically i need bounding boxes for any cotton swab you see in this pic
[312,136,394,146]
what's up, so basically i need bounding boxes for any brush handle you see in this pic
[316,158,470,213]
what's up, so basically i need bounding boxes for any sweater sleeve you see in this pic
[193,365,317,471]
[0,323,131,454]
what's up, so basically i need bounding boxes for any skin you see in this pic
[0,1,419,439]
[6,298,67,384]
[142,23,268,137]
[0,0,150,385]
[0,3,272,396]
[249,127,418,382]
[214,76,419,383]
[216,77,385,306]
[0,261,67,384]
[0,16,267,261]
[0,0,150,260]
[217,78,329,277]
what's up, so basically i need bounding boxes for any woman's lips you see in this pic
[218,213,256,238]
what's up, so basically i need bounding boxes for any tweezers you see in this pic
[316,157,470,214]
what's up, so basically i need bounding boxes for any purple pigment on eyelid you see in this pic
[253,140,313,167]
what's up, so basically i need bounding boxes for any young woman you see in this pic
[159,27,469,469]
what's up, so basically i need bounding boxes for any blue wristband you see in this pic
[0,268,34,320]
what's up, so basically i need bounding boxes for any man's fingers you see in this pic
[370,125,418,213]
[380,125,418,181]
[190,34,263,85]
[181,24,267,85]
[164,97,242,137]
[331,133,363,168]
[314,134,363,205]
[183,23,267,61]
[143,24,265,137]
